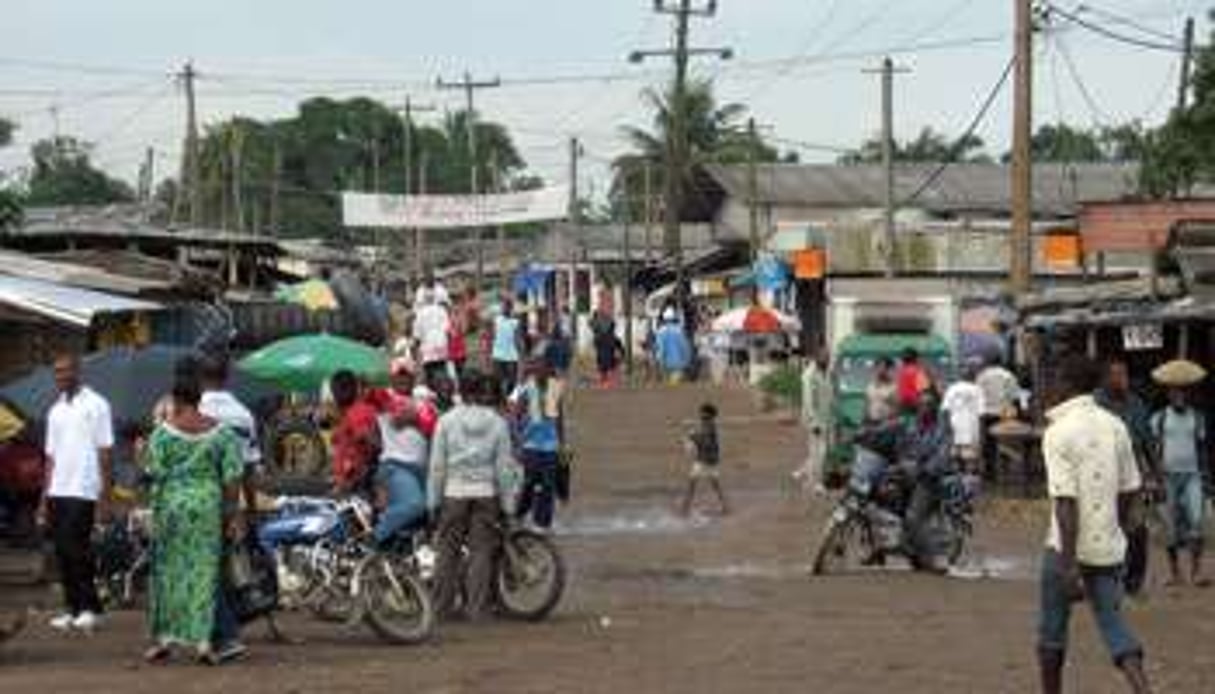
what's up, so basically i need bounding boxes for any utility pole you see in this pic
[865,57,910,277]
[417,150,430,276]
[747,117,761,261]
[230,126,245,234]
[643,161,655,263]
[1010,0,1034,296]
[491,148,506,289]
[436,72,501,291]
[139,147,155,223]
[401,97,435,282]
[623,164,635,376]
[269,139,281,237]
[630,0,732,303]
[178,61,202,228]
[1178,17,1196,112]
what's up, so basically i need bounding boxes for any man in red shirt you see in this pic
[896,348,931,411]
[330,371,380,494]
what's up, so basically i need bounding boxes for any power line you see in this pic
[1054,34,1111,126]
[902,56,1016,207]
[1043,3,1186,53]
[1074,2,1180,43]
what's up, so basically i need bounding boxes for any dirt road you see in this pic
[3,384,1214,692]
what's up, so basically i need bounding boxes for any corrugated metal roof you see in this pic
[0,275,160,327]
[704,163,1142,217]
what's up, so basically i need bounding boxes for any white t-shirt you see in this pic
[1043,395,1141,567]
[941,381,984,448]
[200,390,262,467]
[977,366,1018,417]
[414,283,451,309]
[413,304,451,365]
[44,386,114,501]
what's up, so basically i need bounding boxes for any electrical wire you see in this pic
[1043,3,1185,53]
[1055,34,1112,126]
[901,56,1016,207]
[1074,2,1180,43]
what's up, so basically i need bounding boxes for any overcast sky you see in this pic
[0,0,1206,197]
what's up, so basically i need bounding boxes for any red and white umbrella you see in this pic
[711,306,801,334]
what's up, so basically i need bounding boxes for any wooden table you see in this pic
[988,419,1045,497]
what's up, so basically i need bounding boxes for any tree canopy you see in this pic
[24,136,134,207]
[171,97,531,240]
[0,118,19,229]
[839,127,991,164]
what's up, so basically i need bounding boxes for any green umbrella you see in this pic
[238,333,389,393]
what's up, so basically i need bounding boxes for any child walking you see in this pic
[680,403,729,516]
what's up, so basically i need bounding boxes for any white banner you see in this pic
[342,186,569,229]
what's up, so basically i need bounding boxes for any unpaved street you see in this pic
[3,384,1215,693]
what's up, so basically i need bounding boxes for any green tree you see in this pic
[25,136,134,206]
[0,118,20,229]
[612,78,782,221]
[182,97,530,240]
[839,127,991,164]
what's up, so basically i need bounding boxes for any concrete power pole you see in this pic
[1010,0,1034,296]
[747,117,760,261]
[1178,17,1196,112]
[643,161,655,263]
[437,72,501,292]
[866,58,910,277]
[630,0,732,301]
[178,61,202,228]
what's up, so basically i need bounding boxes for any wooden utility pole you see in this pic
[230,126,245,234]
[437,72,501,291]
[1010,0,1034,295]
[491,148,507,289]
[1178,17,1196,112]
[178,61,202,228]
[630,0,732,300]
[623,174,635,376]
[269,140,281,237]
[747,117,760,261]
[643,161,655,263]
[866,57,910,277]
[417,149,430,275]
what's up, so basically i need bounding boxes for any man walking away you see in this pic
[413,289,452,390]
[491,298,523,396]
[199,355,260,661]
[1094,360,1154,596]
[427,371,517,621]
[795,350,831,493]
[977,358,1019,480]
[1037,356,1151,694]
[41,353,114,634]
[1151,386,1209,588]
[941,365,984,472]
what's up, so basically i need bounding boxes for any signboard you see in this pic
[1122,323,1163,351]
[1042,233,1082,269]
[342,186,570,229]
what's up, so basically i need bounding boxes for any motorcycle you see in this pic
[255,495,436,645]
[812,446,978,576]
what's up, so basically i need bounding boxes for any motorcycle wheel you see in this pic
[359,554,436,645]
[495,529,566,622]
[811,510,872,576]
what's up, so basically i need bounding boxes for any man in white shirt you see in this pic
[41,353,113,634]
[1037,356,1149,694]
[977,360,1019,478]
[941,366,984,469]
[412,289,452,389]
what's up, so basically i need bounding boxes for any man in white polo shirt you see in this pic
[40,352,113,634]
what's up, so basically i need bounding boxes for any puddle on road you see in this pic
[557,507,713,537]
[947,555,1032,582]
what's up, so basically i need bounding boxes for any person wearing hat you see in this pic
[1151,385,1210,587]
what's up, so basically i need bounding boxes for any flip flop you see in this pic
[143,645,171,664]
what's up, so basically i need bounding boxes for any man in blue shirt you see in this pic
[1152,386,1210,587]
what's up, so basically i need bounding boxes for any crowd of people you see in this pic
[33,275,577,665]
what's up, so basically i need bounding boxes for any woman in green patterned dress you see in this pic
[144,363,243,664]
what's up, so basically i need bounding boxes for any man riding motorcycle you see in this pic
[850,390,955,569]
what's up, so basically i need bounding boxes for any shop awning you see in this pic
[0,275,161,328]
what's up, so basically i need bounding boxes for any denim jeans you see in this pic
[517,450,558,529]
[373,461,427,545]
[212,574,240,647]
[1038,550,1143,665]
[1165,471,1205,550]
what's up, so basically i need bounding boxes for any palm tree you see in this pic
[611,79,776,222]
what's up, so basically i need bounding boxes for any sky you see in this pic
[0,0,1207,200]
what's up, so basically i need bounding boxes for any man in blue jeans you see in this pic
[1037,356,1151,694]
[512,356,562,530]
[1151,385,1209,587]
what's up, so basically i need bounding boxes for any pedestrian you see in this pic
[512,355,564,530]
[427,371,517,621]
[977,358,1019,479]
[1151,385,1210,588]
[895,348,931,411]
[198,355,260,662]
[329,371,381,495]
[40,352,114,634]
[368,359,437,546]
[413,289,452,390]
[941,364,984,471]
[865,357,898,423]
[447,296,469,385]
[680,403,728,516]
[1094,359,1154,597]
[144,360,244,665]
[591,309,619,387]
[654,317,692,384]
[413,271,451,309]
[795,349,831,493]
[491,297,523,396]
[1037,356,1150,694]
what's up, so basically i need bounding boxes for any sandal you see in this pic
[144,645,172,664]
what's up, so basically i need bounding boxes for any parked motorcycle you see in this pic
[255,495,435,644]
[812,447,977,575]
